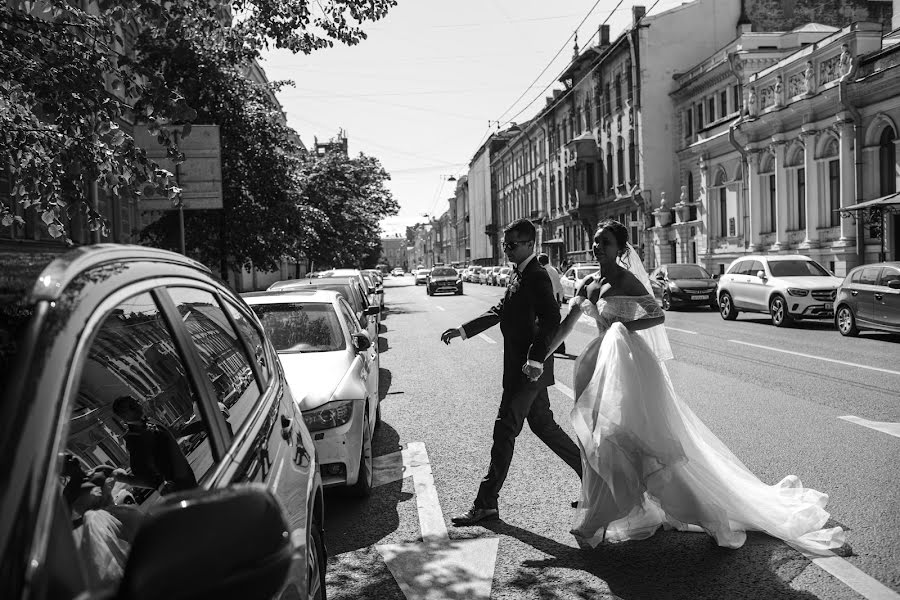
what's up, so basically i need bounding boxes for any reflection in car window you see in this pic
[859,267,882,285]
[667,265,712,279]
[746,261,764,276]
[167,287,259,435]
[851,269,862,283]
[727,260,746,275]
[879,268,900,287]
[65,291,208,593]
[768,260,830,277]
[339,300,362,335]
[252,303,346,353]
[222,299,270,383]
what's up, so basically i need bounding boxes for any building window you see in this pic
[585,163,595,195]
[708,97,716,123]
[719,186,728,236]
[685,110,693,138]
[615,74,622,110]
[733,85,741,113]
[687,172,697,221]
[797,167,806,230]
[828,159,840,226]
[606,143,614,191]
[768,173,777,232]
[604,84,611,117]
[720,90,728,117]
[879,126,896,195]
[628,131,636,185]
[617,137,625,188]
[697,103,704,128]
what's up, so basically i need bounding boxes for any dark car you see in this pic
[834,261,900,336]
[426,267,463,296]
[649,263,719,310]
[0,245,326,600]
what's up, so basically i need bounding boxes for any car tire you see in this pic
[769,295,793,327]
[720,292,738,320]
[661,291,672,311]
[350,412,373,497]
[307,517,327,600]
[836,305,859,337]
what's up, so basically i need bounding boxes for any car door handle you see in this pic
[851,290,858,296]
[875,293,883,300]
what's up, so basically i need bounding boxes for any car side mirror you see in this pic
[364,305,380,316]
[756,270,767,280]
[352,332,371,352]
[120,485,292,600]
[888,280,900,290]
[712,274,720,280]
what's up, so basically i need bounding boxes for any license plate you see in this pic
[691,295,708,300]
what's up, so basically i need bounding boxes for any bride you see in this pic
[547,219,845,554]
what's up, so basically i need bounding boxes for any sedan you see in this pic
[244,290,380,496]
[834,261,900,336]
[560,264,601,301]
[427,266,463,295]
[649,263,719,310]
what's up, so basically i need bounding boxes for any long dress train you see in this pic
[570,295,845,554]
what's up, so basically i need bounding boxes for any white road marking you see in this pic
[728,340,900,376]
[404,442,448,542]
[553,381,575,400]
[478,333,496,344]
[838,415,900,440]
[435,305,446,311]
[791,545,900,600]
[666,326,697,335]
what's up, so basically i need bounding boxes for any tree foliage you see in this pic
[1,0,396,240]
[297,149,398,269]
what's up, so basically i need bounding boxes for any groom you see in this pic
[440,218,582,525]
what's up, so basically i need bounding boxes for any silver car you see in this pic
[244,290,381,496]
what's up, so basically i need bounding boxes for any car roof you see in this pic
[241,289,342,305]
[850,261,900,269]
[734,254,818,262]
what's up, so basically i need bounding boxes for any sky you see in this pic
[260,0,687,238]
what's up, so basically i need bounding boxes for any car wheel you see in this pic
[769,295,793,327]
[661,291,671,311]
[836,305,859,337]
[307,517,327,600]
[720,292,738,320]
[350,412,373,497]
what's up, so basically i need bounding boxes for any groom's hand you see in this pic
[440,328,460,345]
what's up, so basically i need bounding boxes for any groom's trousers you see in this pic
[474,380,582,510]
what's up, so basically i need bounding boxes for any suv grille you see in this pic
[811,290,836,301]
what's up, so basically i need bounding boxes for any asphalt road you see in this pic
[323,275,900,600]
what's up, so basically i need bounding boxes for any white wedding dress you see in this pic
[569,294,845,554]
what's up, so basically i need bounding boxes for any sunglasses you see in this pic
[503,240,532,251]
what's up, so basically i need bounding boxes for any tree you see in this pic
[1,0,396,240]
[297,149,398,269]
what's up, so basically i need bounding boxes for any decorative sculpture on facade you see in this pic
[773,75,784,107]
[804,60,816,95]
[838,43,855,81]
[747,86,758,118]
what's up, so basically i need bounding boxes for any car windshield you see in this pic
[576,268,598,279]
[432,268,456,276]
[769,260,830,277]
[296,283,355,304]
[251,303,345,353]
[667,265,712,279]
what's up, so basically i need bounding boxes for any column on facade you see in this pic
[746,150,763,250]
[698,158,710,254]
[801,130,819,246]
[773,140,789,249]
[838,119,856,241]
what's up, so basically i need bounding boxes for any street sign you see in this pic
[133,125,223,210]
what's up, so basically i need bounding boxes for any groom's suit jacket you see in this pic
[461,258,560,390]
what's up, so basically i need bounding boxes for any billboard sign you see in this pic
[133,125,223,210]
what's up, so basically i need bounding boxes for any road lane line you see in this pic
[405,441,448,542]
[666,326,697,335]
[553,381,575,400]
[435,305,446,311]
[838,415,900,440]
[478,333,496,344]
[790,545,900,600]
[728,340,900,376]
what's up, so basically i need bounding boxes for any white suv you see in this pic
[717,254,843,327]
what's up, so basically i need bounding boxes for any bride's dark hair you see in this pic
[595,219,630,265]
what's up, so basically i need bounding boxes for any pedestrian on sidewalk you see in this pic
[439,219,581,525]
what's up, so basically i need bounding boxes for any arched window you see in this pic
[820,137,840,226]
[687,172,697,221]
[787,145,806,231]
[759,152,776,233]
[879,126,896,196]
[715,169,728,237]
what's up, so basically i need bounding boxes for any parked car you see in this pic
[414,267,431,285]
[0,245,326,600]
[360,271,384,309]
[833,261,900,336]
[426,266,463,295]
[497,266,512,286]
[465,266,482,283]
[391,268,404,277]
[244,290,380,495]
[488,266,503,285]
[478,267,493,285]
[560,263,601,300]
[716,254,844,327]
[649,263,719,310]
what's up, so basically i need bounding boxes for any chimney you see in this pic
[599,24,610,46]
[633,5,646,25]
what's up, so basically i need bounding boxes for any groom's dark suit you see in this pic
[460,256,582,510]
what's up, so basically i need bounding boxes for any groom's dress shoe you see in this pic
[451,507,499,526]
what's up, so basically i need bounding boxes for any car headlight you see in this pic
[303,400,354,431]
[668,283,680,291]
[787,288,809,296]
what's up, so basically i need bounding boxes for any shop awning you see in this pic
[837,192,900,211]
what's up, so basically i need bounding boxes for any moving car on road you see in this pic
[414,267,431,285]
[427,266,463,295]
[716,254,843,327]
[0,245,326,600]
[649,263,719,310]
[834,261,900,336]
[560,263,601,301]
[244,290,381,496]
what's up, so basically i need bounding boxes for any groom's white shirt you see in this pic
[457,253,543,368]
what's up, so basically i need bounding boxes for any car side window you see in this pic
[221,297,270,384]
[859,267,882,285]
[727,261,745,275]
[747,261,764,276]
[340,300,362,335]
[166,287,260,437]
[879,268,900,287]
[61,291,211,593]
[851,269,862,283]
